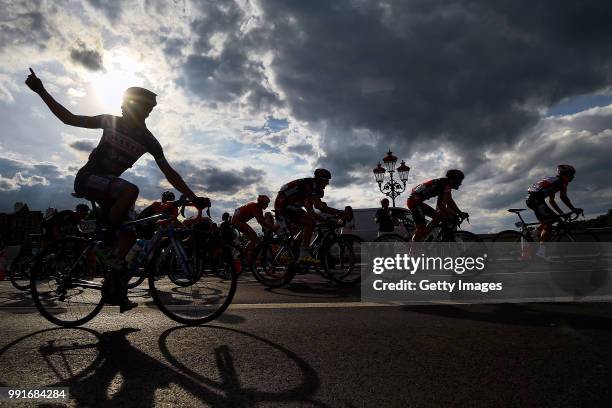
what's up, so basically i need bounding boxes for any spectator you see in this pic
[375,198,394,236]
[262,211,275,238]
[341,205,355,235]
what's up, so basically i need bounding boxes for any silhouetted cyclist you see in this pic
[25,68,210,312]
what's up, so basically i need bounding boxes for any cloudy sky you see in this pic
[1,0,612,232]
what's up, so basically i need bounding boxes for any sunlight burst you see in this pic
[87,49,145,113]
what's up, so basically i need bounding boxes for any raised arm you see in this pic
[25,68,101,128]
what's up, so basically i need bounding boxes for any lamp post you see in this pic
[372,150,410,207]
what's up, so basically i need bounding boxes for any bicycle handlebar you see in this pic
[559,212,581,222]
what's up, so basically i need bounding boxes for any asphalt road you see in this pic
[2,275,612,407]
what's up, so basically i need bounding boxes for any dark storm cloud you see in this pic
[86,0,122,22]
[69,41,103,71]
[174,1,281,111]
[174,0,612,181]
[179,163,266,194]
[69,140,96,152]
[124,159,266,200]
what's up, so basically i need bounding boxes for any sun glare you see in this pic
[87,50,145,113]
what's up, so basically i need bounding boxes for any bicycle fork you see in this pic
[168,230,193,276]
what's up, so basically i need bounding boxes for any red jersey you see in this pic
[234,202,263,223]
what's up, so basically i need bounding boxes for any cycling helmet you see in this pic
[314,168,332,180]
[257,195,271,205]
[557,164,576,177]
[123,87,157,108]
[161,191,175,203]
[446,169,465,182]
[75,204,89,213]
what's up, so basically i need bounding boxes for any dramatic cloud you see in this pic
[69,140,96,152]
[69,41,103,71]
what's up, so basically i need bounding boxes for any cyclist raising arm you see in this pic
[25,68,209,311]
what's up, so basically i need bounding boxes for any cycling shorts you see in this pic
[74,171,134,204]
[407,198,436,225]
[277,205,306,225]
[526,194,557,224]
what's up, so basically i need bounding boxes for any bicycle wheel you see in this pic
[251,239,297,288]
[322,236,358,285]
[126,260,147,289]
[445,231,488,277]
[149,231,237,325]
[30,237,104,327]
[373,233,408,243]
[9,252,34,291]
[556,229,602,263]
[492,230,533,263]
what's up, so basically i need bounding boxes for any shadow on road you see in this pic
[159,325,328,407]
[0,287,37,313]
[403,303,612,329]
[0,325,328,407]
[265,280,360,300]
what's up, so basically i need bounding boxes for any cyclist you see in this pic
[407,169,468,242]
[135,191,176,239]
[42,203,90,242]
[526,164,583,247]
[232,195,277,256]
[25,68,210,311]
[274,168,345,264]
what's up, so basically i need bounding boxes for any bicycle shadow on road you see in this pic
[402,303,612,330]
[159,324,328,407]
[0,325,328,407]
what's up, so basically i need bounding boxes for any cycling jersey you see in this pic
[277,178,324,208]
[74,115,165,202]
[527,176,567,198]
[408,178,452,202]
[80,115,165,177]
[233,202,263,223]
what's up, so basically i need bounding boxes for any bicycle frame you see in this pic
[61,210,193,290]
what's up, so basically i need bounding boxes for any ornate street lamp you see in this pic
[373,150,410,207]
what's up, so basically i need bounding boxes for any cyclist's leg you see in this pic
[410,202,432,242]
[527,196,555,242]
[74,172,137,311]
[233,219,257,257]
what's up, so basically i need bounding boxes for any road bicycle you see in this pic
[30,194,237,327]
[493,209,601,263]
[250,215,361,287]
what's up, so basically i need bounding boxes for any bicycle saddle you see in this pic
[508,208,526,213]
